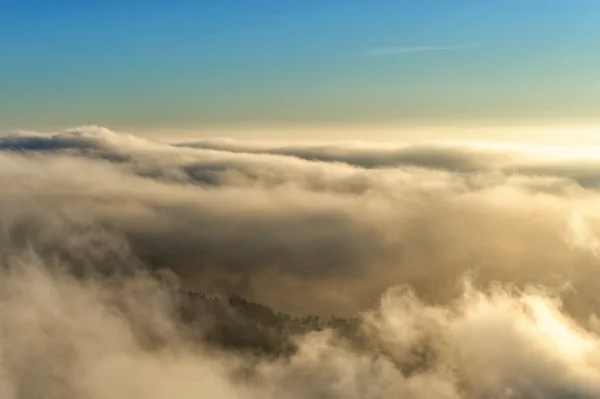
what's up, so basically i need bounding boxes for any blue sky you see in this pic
[1,1,600,138]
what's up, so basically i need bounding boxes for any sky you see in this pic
[1,1,600,141]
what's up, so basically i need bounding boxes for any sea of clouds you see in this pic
[2,125,600,397]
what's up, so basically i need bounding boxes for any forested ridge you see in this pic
[177,290,363,356]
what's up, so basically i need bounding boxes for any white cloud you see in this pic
[369,43,480,56]
[2,125,600,397]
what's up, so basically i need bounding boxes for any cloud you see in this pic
[1,125,600,317]
[4,125,600,397]
[559,55,600,63]
[3,250,600,398]
[369,43,480,56]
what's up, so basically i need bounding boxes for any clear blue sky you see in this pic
[1,1,599,136]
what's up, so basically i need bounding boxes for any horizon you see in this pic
[7,123,600,147]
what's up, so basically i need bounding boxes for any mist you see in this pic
[2,125,600,397]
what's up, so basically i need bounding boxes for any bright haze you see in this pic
[2,2,600,399]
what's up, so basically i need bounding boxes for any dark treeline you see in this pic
[176,290,363,356]
[173,290,439,377]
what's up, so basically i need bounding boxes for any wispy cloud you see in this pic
[369,43,480,56]
[558,55,600,63]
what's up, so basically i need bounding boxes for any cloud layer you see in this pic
[3,126,600,316]
[3,125,600,397]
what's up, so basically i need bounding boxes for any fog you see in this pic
[2,125,600,397]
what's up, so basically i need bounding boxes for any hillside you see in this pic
[177,290,362,356]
